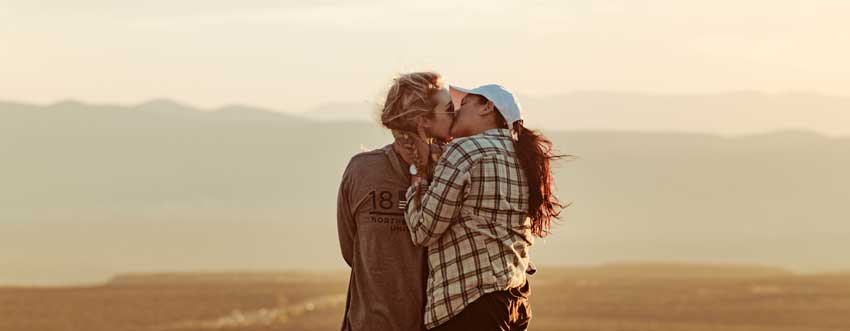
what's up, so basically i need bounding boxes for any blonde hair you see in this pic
[379,72,444,200]
[380,72,444,133]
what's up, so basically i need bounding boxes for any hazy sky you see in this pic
[2,0,849,111]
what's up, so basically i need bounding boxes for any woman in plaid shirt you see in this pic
[403,84,566,330]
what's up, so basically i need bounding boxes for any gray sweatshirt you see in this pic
[337,144,427,331]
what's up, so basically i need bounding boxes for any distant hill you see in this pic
[304,91,850,136]
[545,262,793,280]
[106,270,349,286]
[1,98,849,285]
[102,262,791,286]
[302,101,378,122]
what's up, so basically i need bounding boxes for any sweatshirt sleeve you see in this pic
[337,163,356,267]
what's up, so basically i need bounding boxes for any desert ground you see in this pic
[2,263,849,331]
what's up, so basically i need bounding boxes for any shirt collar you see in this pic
[482,128,513,139]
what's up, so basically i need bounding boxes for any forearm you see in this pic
[405,179,438,246]
[404,162,469,246]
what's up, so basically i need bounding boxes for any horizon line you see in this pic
[2,88,847,114]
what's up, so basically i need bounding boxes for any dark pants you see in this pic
[430,281,532,331]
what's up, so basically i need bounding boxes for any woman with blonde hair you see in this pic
[336,71,455,331]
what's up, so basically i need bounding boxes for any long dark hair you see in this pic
[470,93,568,237]
[512,121,568,238]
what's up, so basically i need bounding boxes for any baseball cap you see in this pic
[449,84,524,129]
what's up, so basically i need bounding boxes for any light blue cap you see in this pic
[449,84,524,129]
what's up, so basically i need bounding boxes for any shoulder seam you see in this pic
[350,149,385,160]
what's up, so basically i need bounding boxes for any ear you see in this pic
[479,101,496,116]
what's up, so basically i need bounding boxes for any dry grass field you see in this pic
[2,264,849,331]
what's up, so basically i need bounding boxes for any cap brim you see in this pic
[449,85,475,111]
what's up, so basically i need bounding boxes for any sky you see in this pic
[2,0,849,112]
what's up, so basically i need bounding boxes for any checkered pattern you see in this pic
[405,128,534,329]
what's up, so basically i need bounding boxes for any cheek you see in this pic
[441,117,454,130]
[457,111,471,126]
[450,116,465,134]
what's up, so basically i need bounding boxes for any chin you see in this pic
[450,130,468,138]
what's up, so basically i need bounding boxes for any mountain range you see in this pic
[300,91,850,136]
[1,95,848,285]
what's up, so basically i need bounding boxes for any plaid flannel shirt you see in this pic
[405,128,535,329]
